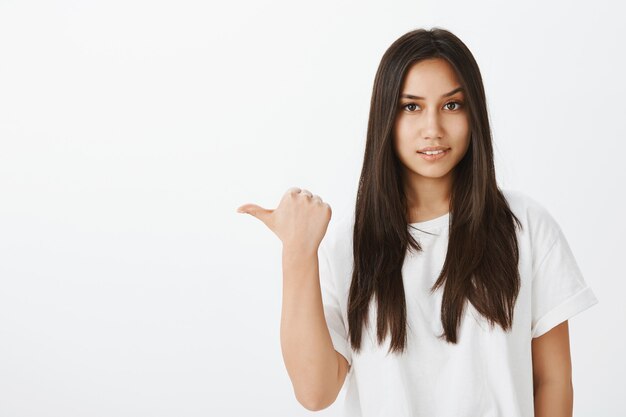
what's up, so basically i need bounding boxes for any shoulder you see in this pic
[501,188,552,218]
[500,187,564,254]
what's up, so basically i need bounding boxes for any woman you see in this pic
[236,27,598,417]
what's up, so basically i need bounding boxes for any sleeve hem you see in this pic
[328,327,352,366]
[531,286,599,338]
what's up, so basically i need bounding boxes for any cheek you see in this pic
[394,119,415,145]
[451,134,471,161]
[447,116,469,133]
[449,123,471,147]
[393,119,412,147]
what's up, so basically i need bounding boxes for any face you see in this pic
[393,58,471,183]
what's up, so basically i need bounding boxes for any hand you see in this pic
[236,187,332,254]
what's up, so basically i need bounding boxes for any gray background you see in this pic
[0,0,623,415]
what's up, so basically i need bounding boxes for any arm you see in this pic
[532,320,574,417]
[280,246,349,411]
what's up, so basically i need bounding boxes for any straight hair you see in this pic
[349,27,523,354]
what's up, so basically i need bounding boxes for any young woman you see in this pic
[236,27,599,417]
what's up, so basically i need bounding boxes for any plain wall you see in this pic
[0,0,623,415]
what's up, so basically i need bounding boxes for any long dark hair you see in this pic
[349,27,523,354]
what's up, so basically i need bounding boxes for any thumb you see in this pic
[236,203,274,226]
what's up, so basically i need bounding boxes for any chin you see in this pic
[415,168,454,179]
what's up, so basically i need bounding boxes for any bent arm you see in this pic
[280,246,349,411]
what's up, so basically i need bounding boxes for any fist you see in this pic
[236,187,332,253]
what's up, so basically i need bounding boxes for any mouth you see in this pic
[416,149,450,161]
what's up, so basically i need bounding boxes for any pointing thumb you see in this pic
[236,203,274,225]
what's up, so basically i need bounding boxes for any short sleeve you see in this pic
[318,240,353,366]
[531,216,599,338]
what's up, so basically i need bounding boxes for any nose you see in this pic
[421,108,444,140]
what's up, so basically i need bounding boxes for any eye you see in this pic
[445,101,463,111]
[400,101,464,113]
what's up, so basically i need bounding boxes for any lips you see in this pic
[417,148,450,161]
[418,150,448,154]
[417,146,450,153]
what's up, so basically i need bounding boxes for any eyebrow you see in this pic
[400,86,464,100]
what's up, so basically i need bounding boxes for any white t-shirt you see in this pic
[318,188,599,417]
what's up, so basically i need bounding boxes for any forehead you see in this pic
[400,58,463,96]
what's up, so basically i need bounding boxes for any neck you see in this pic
[404,171,453,222]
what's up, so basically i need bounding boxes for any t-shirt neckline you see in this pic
[408,211,450,231]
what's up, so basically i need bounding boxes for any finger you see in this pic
[236,203,274,224]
